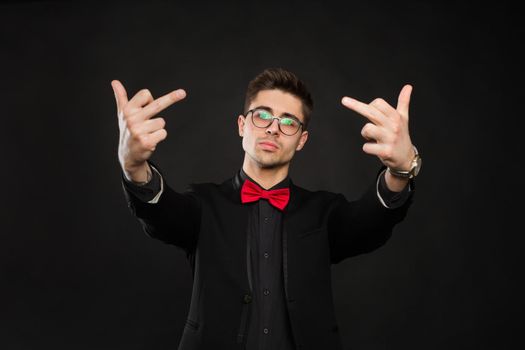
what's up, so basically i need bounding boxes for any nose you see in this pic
[265,119,280,135]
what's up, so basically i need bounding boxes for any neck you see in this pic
[242,156,290,190]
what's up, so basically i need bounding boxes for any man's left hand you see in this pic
[341,84,415,171]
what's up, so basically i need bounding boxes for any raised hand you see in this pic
[341,84,415,173]
[111,80,186,182]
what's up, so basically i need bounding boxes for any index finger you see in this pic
[111,80,128,111]
[139,88,187,120]
[341,96,388,125]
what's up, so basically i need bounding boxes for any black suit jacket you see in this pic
[123,167,414,350]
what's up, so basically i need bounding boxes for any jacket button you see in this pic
[243,294,252,304]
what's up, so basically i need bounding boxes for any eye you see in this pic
[280,117,296,126]
[257,110,273,120]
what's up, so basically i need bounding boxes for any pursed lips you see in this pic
[258,141,279,149]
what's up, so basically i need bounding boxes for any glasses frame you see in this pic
[244,108,304,136]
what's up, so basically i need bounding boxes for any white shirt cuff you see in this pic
[376,168,390,208]
[147,165,164,204]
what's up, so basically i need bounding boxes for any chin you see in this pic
[258,155,293,169]
[259,162,282,169]
[246,148,293,169]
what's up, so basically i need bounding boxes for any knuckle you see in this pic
[122,105,132,117]
[126,120,135,131]
[147,100,162,115]
[139,88,151,97]
[391,124,400,135]
[157,117,166,128]
[136,133,147,145]
[362,123,373,135]
[128,124,139,136]
[392,113,401,122]
[168,92,177,102]
[382,147,393,159]
[153,100,163,112]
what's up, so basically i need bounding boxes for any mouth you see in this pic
[258,141,279,150]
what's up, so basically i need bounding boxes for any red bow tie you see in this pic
[240,179,290,211]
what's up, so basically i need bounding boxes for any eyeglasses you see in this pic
[244,108,304,136]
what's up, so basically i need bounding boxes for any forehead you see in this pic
[249,89,304,122]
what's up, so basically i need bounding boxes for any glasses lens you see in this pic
[251,109,301,135]
[252,110,273,127]
[279,117,300,135]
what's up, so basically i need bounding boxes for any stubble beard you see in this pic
[250,148,294,169]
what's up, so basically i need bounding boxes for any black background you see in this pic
[1,1,523,349]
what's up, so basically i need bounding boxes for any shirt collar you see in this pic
[239,168,290,190]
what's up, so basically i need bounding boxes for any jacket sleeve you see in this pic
[122,162,201,257]
[327,167,415,264]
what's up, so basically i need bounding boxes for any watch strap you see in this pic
[387,145,420,179]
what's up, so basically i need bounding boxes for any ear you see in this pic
[237,115,245,137]
[295,130,309,151]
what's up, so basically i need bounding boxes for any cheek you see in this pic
[289,138,302,150]
[281,141,299,156]
[242,129,254,148]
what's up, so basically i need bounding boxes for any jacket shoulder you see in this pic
[187,181,224,194]
[290,183,343,209]
[292,183,340,198]
[186,177,235,197]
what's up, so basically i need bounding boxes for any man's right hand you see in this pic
[111,80,186,183]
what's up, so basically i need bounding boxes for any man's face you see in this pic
[237,89,309,169]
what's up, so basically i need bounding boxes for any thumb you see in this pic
[396,84,412,120]
[111,79,128,112]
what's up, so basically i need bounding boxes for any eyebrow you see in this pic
[254,105,301,121]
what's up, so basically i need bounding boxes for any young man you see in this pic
[112,68,421,350]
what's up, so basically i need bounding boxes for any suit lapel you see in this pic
[283,179,303,215]
[283,180,310,239]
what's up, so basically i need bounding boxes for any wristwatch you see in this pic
[387,145,422,179]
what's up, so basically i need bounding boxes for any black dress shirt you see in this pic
[121,162,412,349]
[237,168,296,350]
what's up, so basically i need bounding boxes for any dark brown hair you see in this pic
[244,68,313,130]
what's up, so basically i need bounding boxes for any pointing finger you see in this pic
[341,96,389,125]
[111,80,128,112]
[139,88,187,120]
[396,84,412,120]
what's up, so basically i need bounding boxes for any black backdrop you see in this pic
[1,1,523,349]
